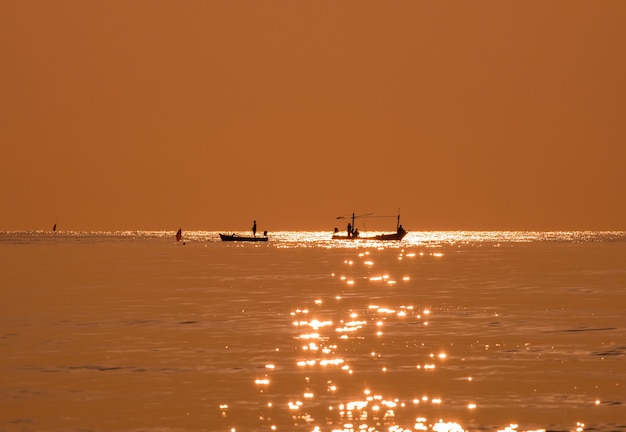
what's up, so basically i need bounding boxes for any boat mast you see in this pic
[397,209,400,230]
[352,211,355,236]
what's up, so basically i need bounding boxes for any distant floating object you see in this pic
[176,228,182,242]
[53,223,57,232]
[332,210,407,241]
[220,220,268,242]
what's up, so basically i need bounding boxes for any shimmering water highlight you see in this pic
[1,231,625,431]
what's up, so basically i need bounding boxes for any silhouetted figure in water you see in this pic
[347,223,352,237]
[252,220,257,237]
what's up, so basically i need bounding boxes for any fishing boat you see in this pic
[332,211,407,241]
[219,233,268,242]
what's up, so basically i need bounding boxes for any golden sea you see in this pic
[1,231,625,432]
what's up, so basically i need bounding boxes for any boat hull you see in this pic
[331,231,407,241]
[219,233,268,242]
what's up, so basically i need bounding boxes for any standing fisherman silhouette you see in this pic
[252,220,257,237]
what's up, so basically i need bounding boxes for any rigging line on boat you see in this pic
[336,214,397,220]
[336,213,371,220]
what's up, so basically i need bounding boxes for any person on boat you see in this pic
[347,223,352,238]
[252,220,257,237]
[397,224,406,235]
[353,228,360,237]
[263,230,268,237]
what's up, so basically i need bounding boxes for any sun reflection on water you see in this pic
[205,237,618,432]
[7,230,623,431]
[276,272,469,431]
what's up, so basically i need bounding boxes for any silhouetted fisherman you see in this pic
[252,220,257,237]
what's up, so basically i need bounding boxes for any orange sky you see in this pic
[2,1,625,231]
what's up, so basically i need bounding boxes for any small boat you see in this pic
[332,211,407,241]
[219,233,268,242]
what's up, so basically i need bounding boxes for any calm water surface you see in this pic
[1,231,625,432]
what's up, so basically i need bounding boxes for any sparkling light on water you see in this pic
[3,230,625,431]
